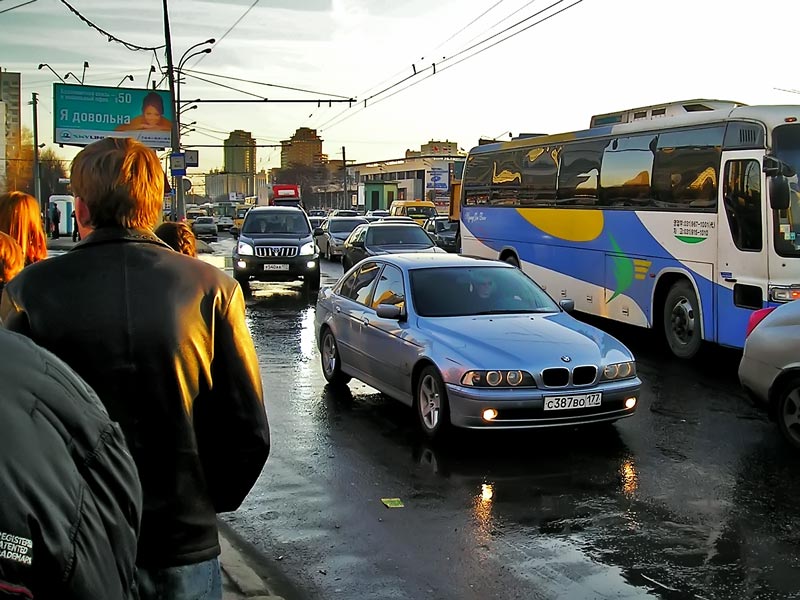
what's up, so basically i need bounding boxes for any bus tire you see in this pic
[663,280,702,359]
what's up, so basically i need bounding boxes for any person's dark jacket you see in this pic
[0,227,270,569]
[0,327,141,599]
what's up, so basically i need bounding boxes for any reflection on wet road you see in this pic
[224,258,800,600]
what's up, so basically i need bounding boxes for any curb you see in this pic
[219,529,285,600]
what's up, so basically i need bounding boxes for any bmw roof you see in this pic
[373,253,510,269]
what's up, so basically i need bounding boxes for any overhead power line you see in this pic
[0,0,37,15]
[319,0,583,134]
[432,0,507,52]
[58,0,164,51]
[181,68,351,99]
[189,0,261,68]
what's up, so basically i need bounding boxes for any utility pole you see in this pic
[31,92,43,222]
[162,0,184,220]
[342,146,347,209]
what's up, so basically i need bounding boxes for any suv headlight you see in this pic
[299,241,315,256]
[601,361,636,381]
[237,241,254,256]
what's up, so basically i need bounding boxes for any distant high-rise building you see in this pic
[0,70,21,163]
[281,127,323,168]
[0,102,6,192]
[224,130,256,195]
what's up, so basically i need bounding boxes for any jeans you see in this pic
[137,557,221,600]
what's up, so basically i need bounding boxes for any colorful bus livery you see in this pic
[460,99,800,358]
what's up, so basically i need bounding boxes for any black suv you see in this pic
[232,206,320,292]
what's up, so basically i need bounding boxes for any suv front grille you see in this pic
[255,246,298,258]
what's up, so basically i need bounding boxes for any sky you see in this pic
[3,0,800,187]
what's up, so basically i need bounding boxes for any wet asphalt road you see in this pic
[216,245,800,600]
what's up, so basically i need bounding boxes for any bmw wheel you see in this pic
[320,328,350,386]
[416,366,450,439]
[776,377,800,450]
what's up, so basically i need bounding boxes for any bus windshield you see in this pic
[773,125,800,257]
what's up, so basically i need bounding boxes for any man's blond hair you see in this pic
[70,137,164,229]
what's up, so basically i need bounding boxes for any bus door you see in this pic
[716,152,768,347]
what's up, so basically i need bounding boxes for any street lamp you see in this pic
[37,63,65,83]
[145,65,157,89]
[116,74,134,87]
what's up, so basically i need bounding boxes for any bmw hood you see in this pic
[417,312,633,367]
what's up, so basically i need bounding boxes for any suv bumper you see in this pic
[233,253,320,282]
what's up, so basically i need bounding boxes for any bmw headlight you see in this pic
[299,241,315,256]
[461,370,536,388]
[601,361,636,381]
[237,241,254,256]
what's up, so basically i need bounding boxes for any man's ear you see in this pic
[75,197,91,227]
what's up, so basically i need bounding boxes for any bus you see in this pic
[459,98,800,359]
[213,201,236,230]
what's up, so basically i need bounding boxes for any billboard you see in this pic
[53,83,174,149]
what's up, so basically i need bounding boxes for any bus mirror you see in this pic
[764,156,796,177]
[769,176,791,211]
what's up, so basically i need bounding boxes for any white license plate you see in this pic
[543,393,601,411]
[263,264,289,271]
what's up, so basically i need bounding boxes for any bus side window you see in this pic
[723,160,762,251]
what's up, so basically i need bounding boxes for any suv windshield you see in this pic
[330,219,366,234]
[243,212,310,235]
[773,125,800,257]
[407,206,438,219]
[367,226,433,246]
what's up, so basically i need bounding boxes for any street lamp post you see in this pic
[37,64,65,83]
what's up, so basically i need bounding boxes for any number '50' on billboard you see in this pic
[53,83,174,150]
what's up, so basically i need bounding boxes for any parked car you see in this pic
[232,206,320,293]
[315,254,641,439]
[191,216,218,242]
[340,221,445,271]
[314,216,368,261]
[738,300,800,449]
[423,216,459,253]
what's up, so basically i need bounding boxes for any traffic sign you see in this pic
[170,152,186,177]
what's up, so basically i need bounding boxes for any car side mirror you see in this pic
[230,226,239,239]
[376,303,405,320]
[559,299,575,313]
[314,227,324,236]
[769,175,791,211]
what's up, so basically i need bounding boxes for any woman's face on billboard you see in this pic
[143,105,161,127]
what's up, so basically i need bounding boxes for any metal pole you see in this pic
[32,92,43,224]
[162,0,184,220]
[342,146,346,209]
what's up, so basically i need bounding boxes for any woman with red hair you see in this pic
[0,191,48,265]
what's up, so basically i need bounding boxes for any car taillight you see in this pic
[745,307,776,338]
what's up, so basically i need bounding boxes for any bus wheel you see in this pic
[663,281,702,359]
[503,255,520,268]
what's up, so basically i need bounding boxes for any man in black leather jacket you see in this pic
[0,327,141,599]
[1,137,270,599]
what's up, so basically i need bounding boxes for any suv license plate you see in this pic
[543,393,601,411]
[264,264,289,271]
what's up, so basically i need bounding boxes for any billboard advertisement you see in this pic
[53,83,174,149]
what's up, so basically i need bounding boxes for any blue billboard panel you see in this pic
[53,83,174,149]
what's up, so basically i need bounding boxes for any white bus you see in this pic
[458,99,800,358]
